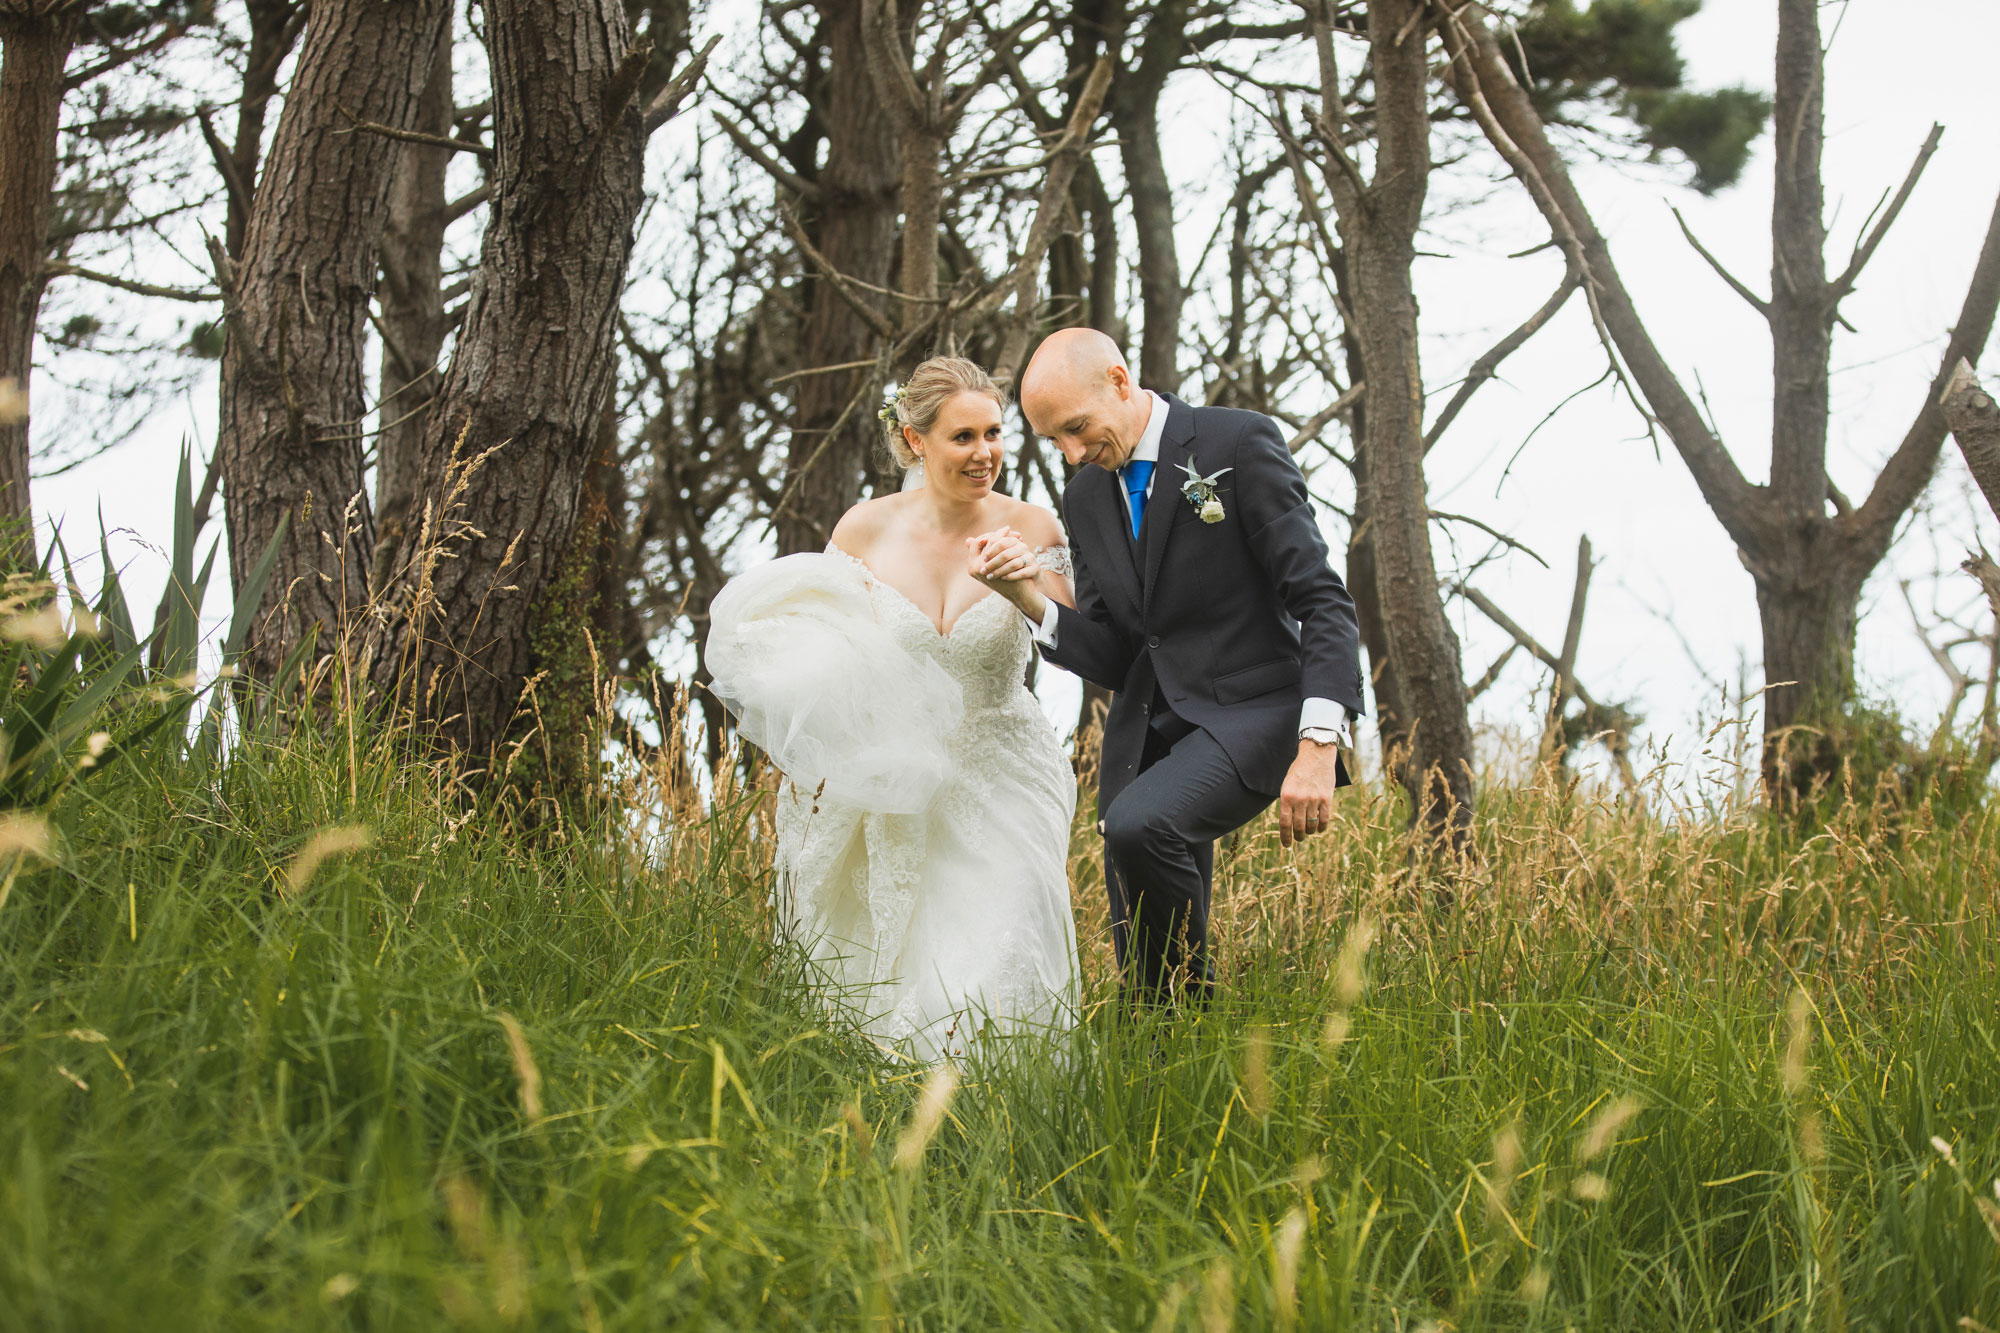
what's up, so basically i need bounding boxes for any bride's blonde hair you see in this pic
[884,356,1006,469]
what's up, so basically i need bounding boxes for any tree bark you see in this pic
[1111,0,1189,392]
[365,0,648,762]
[1943,360,2000,524]
[216,0,451,681]
[1321,0,1474,847]
[858,0,946,344]
[0,5,78,557]
[1767,0,1828,525]
[1327,245,1411,764]
[370,18,456,590]
[775,0,899,555]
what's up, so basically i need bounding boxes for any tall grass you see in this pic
[2,700,1997,1330]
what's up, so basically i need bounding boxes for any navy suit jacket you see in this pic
[1042,394,1365,809]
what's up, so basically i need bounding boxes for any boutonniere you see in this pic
[1177,458,1232,524]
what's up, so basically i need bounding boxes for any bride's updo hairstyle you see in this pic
[884,356,1007,469]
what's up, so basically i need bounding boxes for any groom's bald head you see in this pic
[1020,328,1152,471]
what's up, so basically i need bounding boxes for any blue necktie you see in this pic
[1122,460,1154,539]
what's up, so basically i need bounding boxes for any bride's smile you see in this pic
[912,390,1005,503]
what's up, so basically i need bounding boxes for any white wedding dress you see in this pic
[706,546,1079,1062]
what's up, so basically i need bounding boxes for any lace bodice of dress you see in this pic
[824,546,1034,713]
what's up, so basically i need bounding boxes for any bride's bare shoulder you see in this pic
[828,493,910,553]
[993,496,1065,547]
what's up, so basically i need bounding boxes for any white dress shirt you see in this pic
[1027,391,1353,745]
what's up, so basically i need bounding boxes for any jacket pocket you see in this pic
[1212,656,1301,705]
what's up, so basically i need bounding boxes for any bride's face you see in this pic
[909,391,1004,499]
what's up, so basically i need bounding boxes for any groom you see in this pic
[979,328,1364,1004]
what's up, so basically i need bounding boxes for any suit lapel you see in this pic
[1139,394,1197,607]
[1085,465,1143,619]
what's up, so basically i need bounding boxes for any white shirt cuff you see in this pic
[1028,598,1060,646]
[1299,697,1352,746]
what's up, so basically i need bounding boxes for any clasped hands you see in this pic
[965,527,1048,621]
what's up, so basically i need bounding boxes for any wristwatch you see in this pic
[1300,725,1346,748]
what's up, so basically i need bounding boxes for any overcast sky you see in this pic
[33,0,2000,800]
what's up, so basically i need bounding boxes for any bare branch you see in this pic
[778,211,896,342]
[1465,643,1518,701]
[44,261,218,302]
[193,105,252,230]
[445,185,490,226]
[1669,205,1769,318]
[712,111,819,200]
[861,0,928,120]
[1830,122,1943,303]
[980,55,1116,385]
[1429,509,1549,568]
[1423,267,1579,453]
[1556,534,1593,686]
[644,33,722,134]
[1287,382,1365,453]
[334,106,491,158]
[1901,577,1971,740]
[1853,188,2000,544]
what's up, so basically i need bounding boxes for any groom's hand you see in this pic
[1277,738,1340,847]
[969,528,1038,583]
[968,529,1048,621]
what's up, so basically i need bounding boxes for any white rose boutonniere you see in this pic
[1177,458,1232,524]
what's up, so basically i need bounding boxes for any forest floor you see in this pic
[3,722,1998,1331]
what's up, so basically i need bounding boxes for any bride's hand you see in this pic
[969,528,1038,587]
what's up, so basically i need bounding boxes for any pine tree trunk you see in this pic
[1326,246,1411,763]
[1752,0,1844,768]
[775,0,898,555]
[216,0,450,681]
[1754,545,1865,776]
[1111,0,1188,393]
[370,21,456,590]
[1335,0,1474,846]
[365,0,647,762]
[0,7,77,557]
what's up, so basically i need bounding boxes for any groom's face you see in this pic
[1027,366,1143,472]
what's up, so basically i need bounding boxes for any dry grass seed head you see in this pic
[1272,1207,1307,1329]
[1487,1119,1523,1228]
[495,1013,545,1124]
[1244,1027,1272,1119]
[0,812,55,863]
[1200,1258,1235,1333]
[1781,986,1814,1094]
[842,1101,874,1157]
[285,824,374,895]
[1576,1094,1643,1163]
[893,1063,958,1170]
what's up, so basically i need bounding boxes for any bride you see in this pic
[705,356,1080,1062]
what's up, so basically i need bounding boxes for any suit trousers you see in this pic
[1100,699,1272,1002]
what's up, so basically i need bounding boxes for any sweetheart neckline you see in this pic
[825,545,1003,639]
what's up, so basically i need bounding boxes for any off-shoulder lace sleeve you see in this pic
[1032,545,1074,579]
